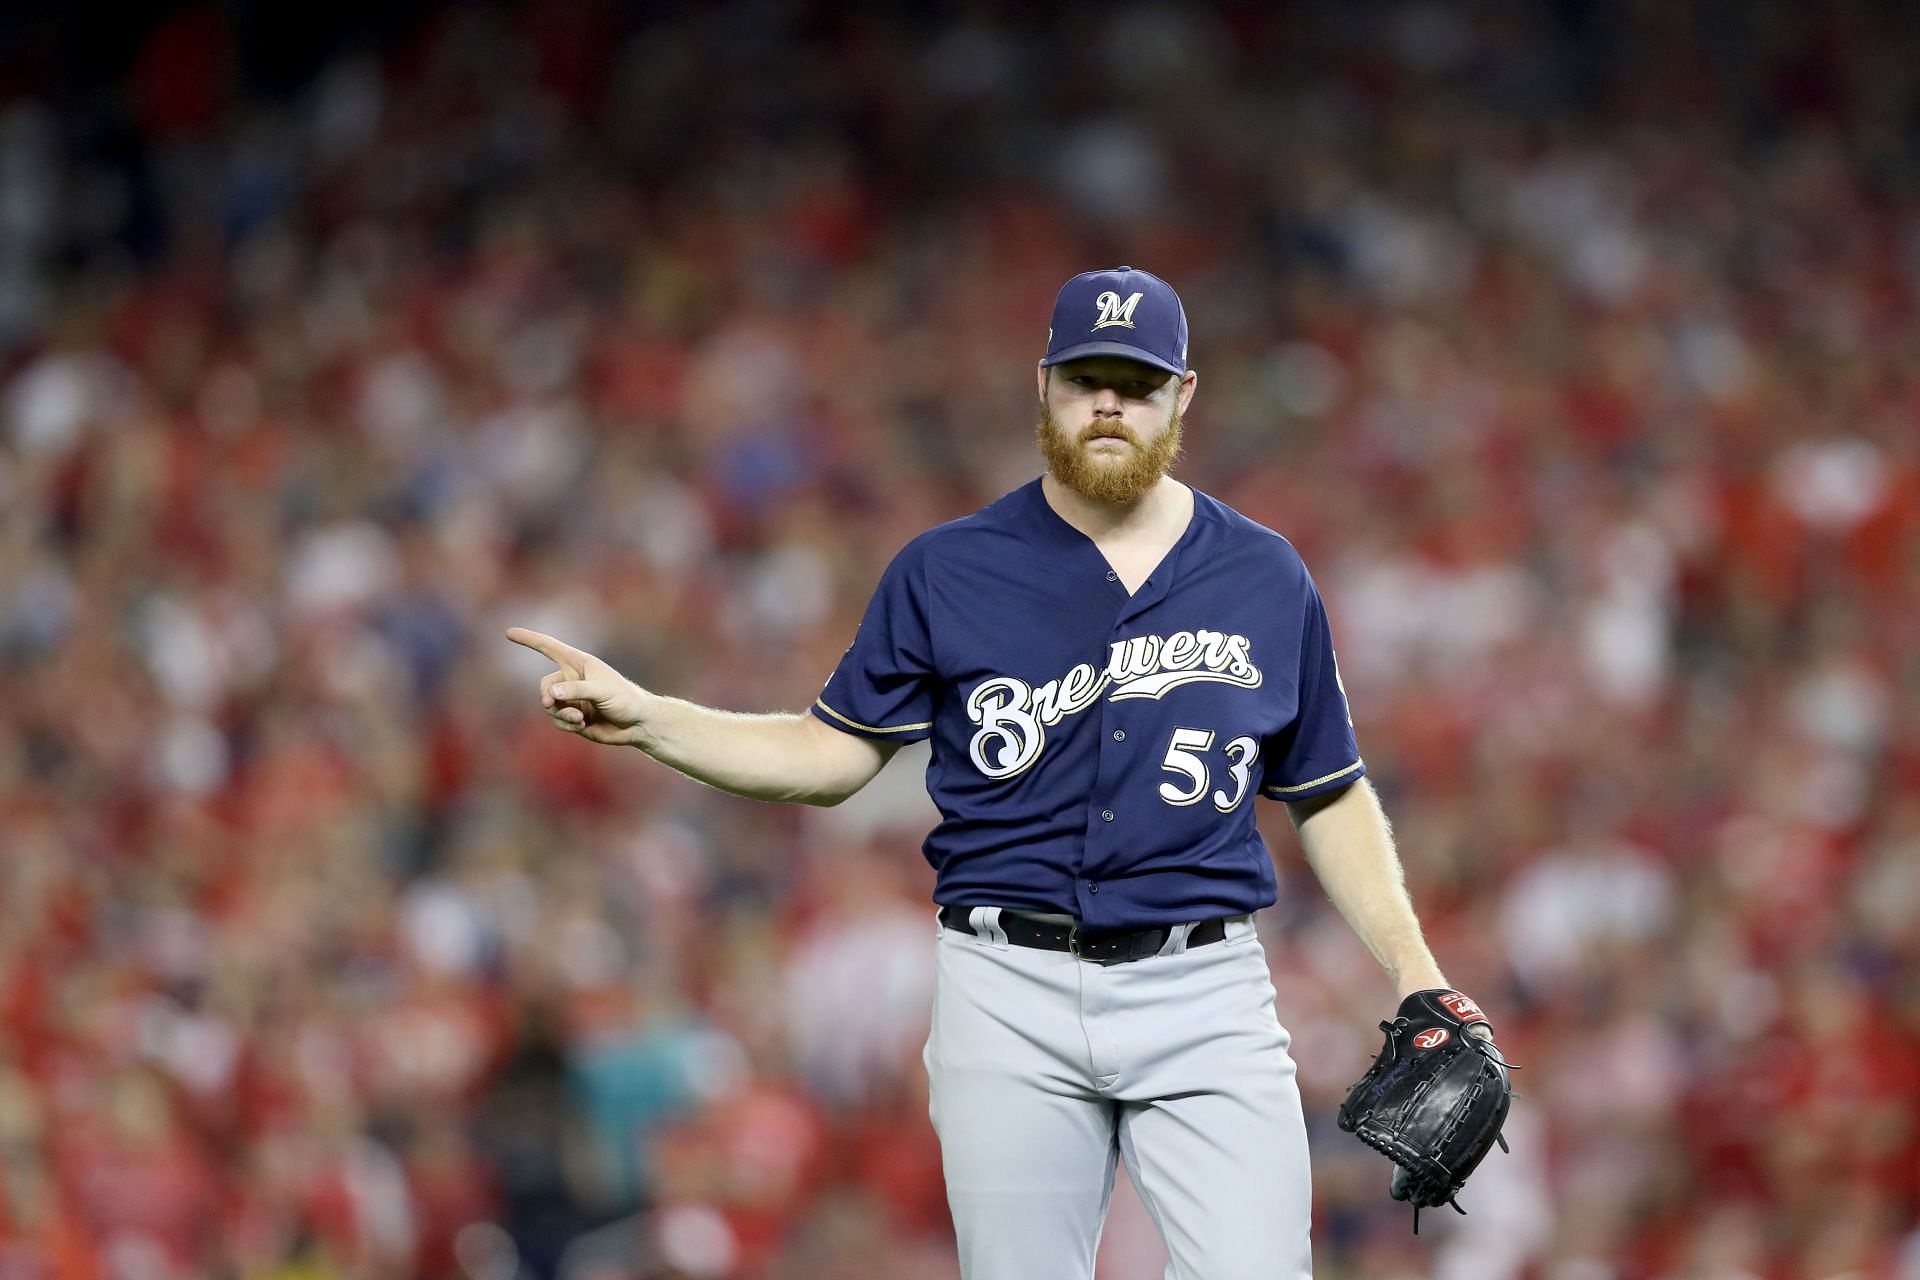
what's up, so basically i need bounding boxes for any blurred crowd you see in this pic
[3,1,1920,1277]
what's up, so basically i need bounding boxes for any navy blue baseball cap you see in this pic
[1039,265,1189,377]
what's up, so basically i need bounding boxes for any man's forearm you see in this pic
[629,694,889,806]
[1289,779,1448,997]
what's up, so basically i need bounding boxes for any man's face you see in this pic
[1036,357,1197,504]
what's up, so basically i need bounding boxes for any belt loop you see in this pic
[1159,922,1196,957]
[968,906,1010,950]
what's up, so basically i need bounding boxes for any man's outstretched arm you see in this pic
[1287,778,1449,998]
[507,627,898,807]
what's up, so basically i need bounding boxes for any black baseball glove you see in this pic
[1337,988,1516,1232]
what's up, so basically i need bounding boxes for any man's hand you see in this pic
[506,627,650,747]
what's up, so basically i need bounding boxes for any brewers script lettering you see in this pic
[967,630,1263,778]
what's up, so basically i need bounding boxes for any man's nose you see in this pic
[1090,387,1124,415]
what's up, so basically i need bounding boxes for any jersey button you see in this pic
[1105,570,1118,582]
[1101,810,1114,822]
[1088,882,1099,894]
[1112,730,1125,742]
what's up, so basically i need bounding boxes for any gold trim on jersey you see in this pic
[1261,759,1364,795]
[814,698,933,735]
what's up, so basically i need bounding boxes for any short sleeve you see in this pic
[1261,574,1365,800]
[811,541,937,742]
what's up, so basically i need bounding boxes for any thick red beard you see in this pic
[1036,403,1184,504]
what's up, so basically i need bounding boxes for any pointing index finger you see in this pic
[505,627,587,677]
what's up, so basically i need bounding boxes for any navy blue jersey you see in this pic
[812,479,1364,928]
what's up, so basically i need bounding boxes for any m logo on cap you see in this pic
[1092,290,1143,330]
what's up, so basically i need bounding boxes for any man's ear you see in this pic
[1176,369,1198,415]
[1036,363,1050,400]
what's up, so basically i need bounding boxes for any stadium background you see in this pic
[2,1,1918,1276]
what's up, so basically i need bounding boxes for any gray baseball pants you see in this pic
[925,907,1314,1279]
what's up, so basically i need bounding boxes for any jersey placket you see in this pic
[1074,555,1184,927]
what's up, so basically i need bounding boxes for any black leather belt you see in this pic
[938,905,1241,965]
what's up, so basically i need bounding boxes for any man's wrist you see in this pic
[622,686,659,752]
[1392,966,1449,1000]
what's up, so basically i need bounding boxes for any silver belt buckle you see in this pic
[1067,924,1082,958]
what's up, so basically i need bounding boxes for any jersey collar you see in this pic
[1022,477,1217,625]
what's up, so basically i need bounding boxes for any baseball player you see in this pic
[509,267,1487,1277]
